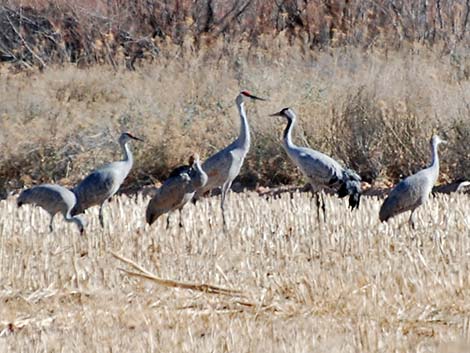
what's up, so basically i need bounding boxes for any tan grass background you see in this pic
[1,43,470,198]
[1,191,469,352]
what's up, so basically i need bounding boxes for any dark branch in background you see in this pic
[462,0,470,39]
[0,0,469,70]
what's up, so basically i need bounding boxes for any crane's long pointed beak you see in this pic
[269,112,283,117]
[250,95,267,101]
[245,93,267,101]
[132,136,145,142]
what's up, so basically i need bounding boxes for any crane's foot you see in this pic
[49,225,54,233]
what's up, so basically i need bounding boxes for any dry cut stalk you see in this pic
[111,251,244,297]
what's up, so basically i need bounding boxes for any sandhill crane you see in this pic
[269,108,362,217]
[146,153,207,227]
[379,135,446,228]
[71,132,143,227]
[17,184,86,234]
[194,90,266,225]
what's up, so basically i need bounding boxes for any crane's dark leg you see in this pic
[220,181,232,227]
[308,184,322,222]
[99,203,105,228]
[320,192,327,222]
[166,215,171,229]
[315,193,321,221]
[179,210,184,228]
[409,210,416,230]
[49,214,55,233]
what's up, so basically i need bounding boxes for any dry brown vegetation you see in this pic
[1,43,470,197]
[0,1,470,197]
[1,192,469,352]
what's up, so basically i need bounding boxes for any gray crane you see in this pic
[146,153,208,227]
[71,132,143,227]
[379,135,446,228]
[194,90,266,225]
[17,184,86,234]
[269,108,362,217]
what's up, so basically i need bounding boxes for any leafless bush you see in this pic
[1,0,470,69]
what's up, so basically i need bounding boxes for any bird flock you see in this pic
[16,91,448,234]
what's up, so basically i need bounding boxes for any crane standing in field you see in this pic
[17,184,87,234]
[269,108,362,218]
[194,90,266,225]
[71,132,144,227]
[379,135,446,228]
[146,153,208,227]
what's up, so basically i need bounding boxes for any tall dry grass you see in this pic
[1,1,470,196]
[1,41,470,197]
[0,191,469,352]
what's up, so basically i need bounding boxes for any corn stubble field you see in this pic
[0,192,469,352]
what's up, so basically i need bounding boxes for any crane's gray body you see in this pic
[195,95,250,199]
[379,135,444,224]
[194,91,264,224]
[146,155,208,225]
[17,184,86,234]
[72,159,131,214]
[273,108,361,209]
[285,145,347,188]
[71,132,141,227]
[197,136,248,196]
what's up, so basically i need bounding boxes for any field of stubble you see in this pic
[0,191,469,352]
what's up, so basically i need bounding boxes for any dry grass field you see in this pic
[1,191,469,352]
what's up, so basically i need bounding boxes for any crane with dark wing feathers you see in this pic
[146,153,207,227]
[270,107,362,218]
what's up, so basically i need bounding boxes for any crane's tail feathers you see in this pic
[349,192,361,210]
[338,176,362,210]
[70,204,84,217]
[145,207,158,226]
[344,168,361,182]
[17,189,31,207]
[379,209,389,222]
[379,199,392,222]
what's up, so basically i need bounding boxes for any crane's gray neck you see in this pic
[65,211,84,232]
[237,101,250,149]
[429,140,440,175]
[121,141,134,166]
[283,116,296,150]
[191,159,208,189]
